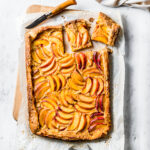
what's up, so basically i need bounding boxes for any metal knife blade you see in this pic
[25,12,52,29]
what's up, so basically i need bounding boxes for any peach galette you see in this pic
[92,12,120,46]
[25,25,111,140]
[65,19,92,52]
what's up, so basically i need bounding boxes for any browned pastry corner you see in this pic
[92,12,120,46]
[65,19,92,52]
[25,24,112,140]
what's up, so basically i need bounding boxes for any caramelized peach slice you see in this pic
[35,85,49,99]
[32,39,49,49]
[44,63,58,76]
[55,116,71,125]
[51,31,63,41]
[75,105,96,114]
[32,51,41,64]
[90,78,99,96]
[61,65,75,74]
[82,31,88,46]
[75,53,82,69]
[60,91,69,107]
[58,111,73,120]
[33,76,46,85]
[97,78,104,95]
[68,112,81,131]
[45,111,56,129]
[60,57,75,68]
[83,68,100,77]
[59,54,73,64]
[47,76,55,92]
[79,52,86,69]
[78,101,95,110]
[68,78,83,91]
[82,78,92,94]
[66,29,76,45]
[41,100,55,110]
[40,56,54,68]
[42,98,57,108]
[76,32,82,48]
[42,47,52,57]
[57,74,66,87]
[36,48,47,61]
[39,109,49,127]
[53,75,61,91]
[77,114,86,132]
[78,94,95,103]
[60,105,74,113]
[65,96,76,105]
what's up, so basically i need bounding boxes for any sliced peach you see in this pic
[65,96,76,105]
[55,116,71,125]
[51,31,63,41]
[75,53,82,69]
[76,32,82,48]
[61,65,75,74]
[39,109,49,127]
[51,43,60,57]
[33,76,46,85]
[41,101,55,110]
[97,78,104,95]
[88,122,105,132]
[58,111,73,120]
[75,105,96,113]
[34,81,49,93]
[60,105,74,113]
[53,75,61,91]
[68,79,83,91]
[42,98,57,108]
[60,91,69,107]
[40,56,54,68]
[57,74,66,87]
[90,78,99,96]
[45,111,56,129]
[44,63,58,76]
[82,31,88,46]
[60,57,74,68]
[32,51,41,64]
[77,114,86,132]
[47,76,55,92]
[83,68,100,77]
[82,78,92,94]
[68,112,81,131]
[49,36,64,57]
[59,54,72,64]
[90,116,104,125]
[36,48,47,61]
[78,101,95,110]
[42,47,52,57]
[78,94,95,103]
[66,29,76,45]
[79,52,86,69]
[32,39,49,49]
[90,112,103,118]
[41,59,55,73]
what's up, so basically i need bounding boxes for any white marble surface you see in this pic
[0,0,150,150]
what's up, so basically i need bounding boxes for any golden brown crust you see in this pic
[25,24,111,140]
[92,12,120,46]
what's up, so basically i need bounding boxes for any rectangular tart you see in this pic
[65,19,92,52]
[92,12,120,46]
[25,25,111,140]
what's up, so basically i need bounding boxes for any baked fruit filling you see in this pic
[26,19,113,140]
[65,19,92,51]
[92,12,120,46]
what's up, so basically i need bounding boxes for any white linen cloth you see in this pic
[96,0,150,8]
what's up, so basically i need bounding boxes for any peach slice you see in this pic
[32,51,41,64]
[53,75,61,91]
[82,31,88,46]
[66,29,76,45]
[82,68,100,77]
[65,96,76,105]
[77,114,86,132]
[42,47,52,57]
[46,94,59,104]
[51,43,60,58]
[47,76,55,92]
[60,57,75,68]
[90,78,99,96]
[60,91,69,107]
[45,111,56,129]
[51,31,63,41]
[99,95,104,111]
[79,52,86,69]
[61,65,75,74]
[57,74,66,87]
[41,58,55,73]
[75,105,96,113]
[33,76,46,85]
[60,105,74,113]
[97,78,104,95]
[76,32,82,48]
[42,98,57,108]
[59,54,72,64]
[36,48,47,61]
[78,101,95,110]
[58,111,73,120]
[90,116,104,125]
[40,56,54,68]
[90,112,103,118]
[55,116,71,125]
[39,109,49,127]
[75,53,82,69]
[34,80,48,92]
[49,36,64,57]
[44,63,58,76]
[68,79,83,91]
[82,78,92,94]
[78,94,95,103]
[41,101,55,110]
[68,112,81,131]
[32,39,49,49]
[88,122,105,132]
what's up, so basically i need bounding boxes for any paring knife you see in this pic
[25,0,77,29]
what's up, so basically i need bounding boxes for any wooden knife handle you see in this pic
[51,0,77,15]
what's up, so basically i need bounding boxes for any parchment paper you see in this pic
[15,9,125,150]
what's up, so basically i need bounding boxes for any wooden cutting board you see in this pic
[13,5,78,121]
